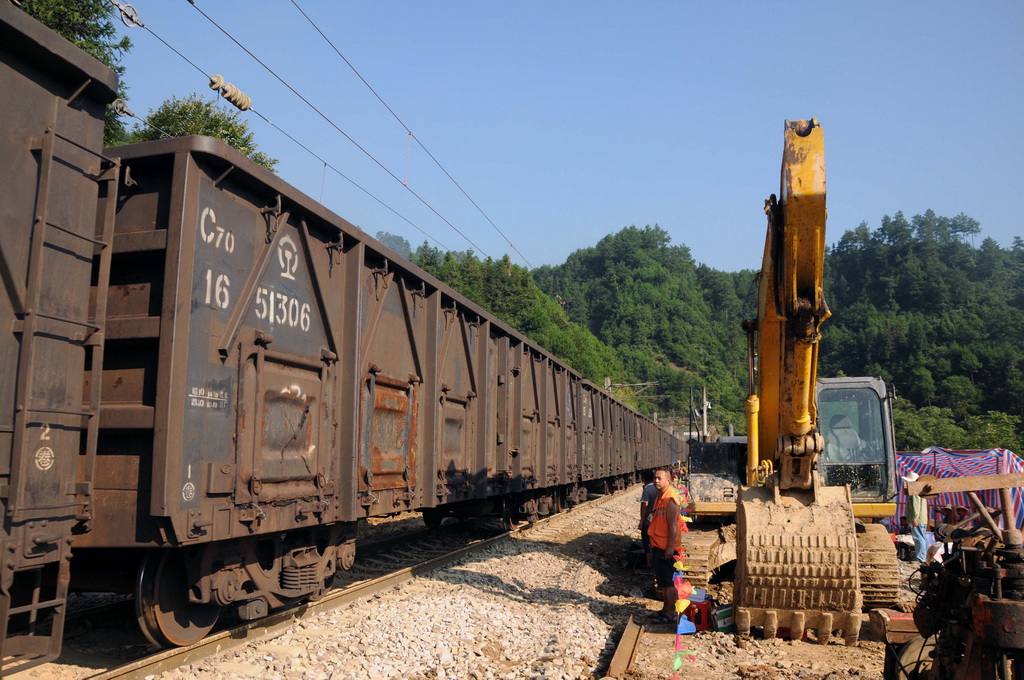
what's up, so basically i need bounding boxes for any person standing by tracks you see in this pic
[903,470,930,562]
[647,467,684,623]
[638,470,657,570]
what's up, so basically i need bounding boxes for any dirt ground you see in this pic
[620,534,920,680]
[625,626,887,680]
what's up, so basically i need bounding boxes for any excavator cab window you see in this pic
[818,387,887,499]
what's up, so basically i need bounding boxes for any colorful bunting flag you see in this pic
[667,549,696,678]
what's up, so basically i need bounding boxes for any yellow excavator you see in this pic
[685,373,900,612]
[729,119,896,644]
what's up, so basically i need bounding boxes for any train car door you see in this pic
[545,365,567,488]
[580,384,597,481]
[355,262,422,515]
[433,304,481,504]
[228,214,337,516]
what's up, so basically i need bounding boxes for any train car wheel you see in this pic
[566,486,580,508]
[135,550,221,647]
[500,497,515,531]
[422,508,444,530]
[339,540,356,570]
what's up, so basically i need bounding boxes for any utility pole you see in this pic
[701,386,710,440]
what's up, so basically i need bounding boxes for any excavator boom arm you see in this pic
[747,118,831,489]
[684,120,900,638]
[735,119,865,647]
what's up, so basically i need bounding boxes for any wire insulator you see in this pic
[209,74,252,111]
[110,1,144,28]
[112,98,131,117]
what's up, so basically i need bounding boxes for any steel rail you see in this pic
[82,491,624,679]
[83,531,510,680]
[605,615,644,679]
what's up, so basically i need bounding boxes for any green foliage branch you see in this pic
[19,0,133,145]
[125,94,278,171]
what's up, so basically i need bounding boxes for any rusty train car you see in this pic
[0,5,682,670]
[0,4,120,670]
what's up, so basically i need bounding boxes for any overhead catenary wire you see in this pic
[112,98,175,139]
[288,0,533,269]
[183,0,491,259]
[105,0,450,252]
[248,109,451,250]
[110,3,212,83]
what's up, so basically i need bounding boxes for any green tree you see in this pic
[823,209,1024,451]
[19,0,133,145]
[412,241,444,271]
[125,94,277,171]
[892,402,967,452]
[965,412,1024,454]
[375,231,412,258]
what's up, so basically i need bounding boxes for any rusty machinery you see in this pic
[884,473,1024,680]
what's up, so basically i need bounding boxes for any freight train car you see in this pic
[0,5,681,670]
[0,4,119,670]
[71,134,679,648]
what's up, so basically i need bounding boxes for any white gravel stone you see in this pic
[18,490,662,680]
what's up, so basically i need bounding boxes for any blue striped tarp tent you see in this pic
[894,447,1024,531]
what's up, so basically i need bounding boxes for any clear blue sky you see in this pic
[115,2,1023,272]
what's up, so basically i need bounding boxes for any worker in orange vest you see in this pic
[647,467,683,623]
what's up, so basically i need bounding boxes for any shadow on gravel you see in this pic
[419,529,668,675]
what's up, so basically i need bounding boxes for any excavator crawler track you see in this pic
[678,531,721,589]
[678,525,735,589]
[857,523,900,609]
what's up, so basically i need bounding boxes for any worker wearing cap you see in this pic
[903,470,929,562]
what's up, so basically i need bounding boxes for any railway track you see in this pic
[12,493,622,680]
[0,9,679,668]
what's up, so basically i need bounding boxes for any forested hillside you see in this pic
[821,210,1024,452]
[381,210,1024,453]
[532,226,753,430]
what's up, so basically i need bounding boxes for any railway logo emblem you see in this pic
[182,482,196,501]
[34,446,55,471]
[277,235,299,281]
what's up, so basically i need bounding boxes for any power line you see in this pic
[108,1,212,80]
[247,110,448,250]
[184,0,491,258]
[106,0,449,252]
[288,1,533,268]
[112,98,173,139]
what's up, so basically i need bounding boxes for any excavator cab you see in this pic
[817,377,897,504]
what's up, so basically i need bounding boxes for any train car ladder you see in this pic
[0,125,118,673]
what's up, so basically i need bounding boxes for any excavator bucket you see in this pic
[735,481,862,645]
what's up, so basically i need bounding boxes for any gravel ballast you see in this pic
[21,486,913,679]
